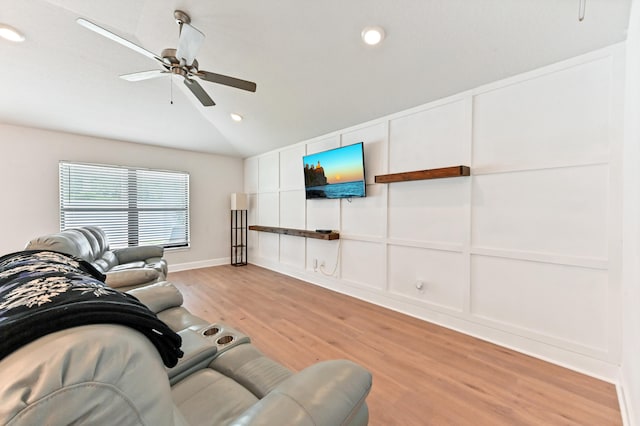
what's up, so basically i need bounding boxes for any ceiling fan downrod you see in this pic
[578,0,586,21]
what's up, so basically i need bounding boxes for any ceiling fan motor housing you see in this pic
[161,48,199,73]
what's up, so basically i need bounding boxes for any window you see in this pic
[59,161,190,249]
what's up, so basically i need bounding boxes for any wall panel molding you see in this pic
[244,44,625,382]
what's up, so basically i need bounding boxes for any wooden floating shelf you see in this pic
[248,226,340,240]
[375,165,470,184]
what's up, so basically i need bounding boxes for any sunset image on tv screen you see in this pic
[302,142,366,199]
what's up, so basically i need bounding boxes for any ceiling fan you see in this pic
[76,10,256,107]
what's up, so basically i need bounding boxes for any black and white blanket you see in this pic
[0,250,183,367]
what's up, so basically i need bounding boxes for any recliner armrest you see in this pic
[229,360,372,426]
[113,245,164,264]
[105,268,159,289]
[167,328,218,384]
[127,281,184,313]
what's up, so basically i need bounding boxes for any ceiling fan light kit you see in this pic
[76,10,256,108]
[361,26,385,45]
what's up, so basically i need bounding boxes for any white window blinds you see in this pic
[59,162,190,249]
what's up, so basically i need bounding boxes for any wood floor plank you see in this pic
[168,264,621,426]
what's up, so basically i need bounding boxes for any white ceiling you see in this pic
[0,0,632,157]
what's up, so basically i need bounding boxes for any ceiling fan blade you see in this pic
[197,71,257,92]
[120,70,168,82]
[176,23,205,66]
[77,18,163,64]
[183,77,215,106]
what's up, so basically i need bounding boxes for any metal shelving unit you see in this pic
[231,209,247,266]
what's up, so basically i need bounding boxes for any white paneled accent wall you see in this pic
[388,178,468,247]
[244,45,625,381]
[471,166,609,260]
[621,1,640,423]
[388,245,466,311]
[471,256,609,353]
[388,99,471,173]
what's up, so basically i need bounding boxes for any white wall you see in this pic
[0,123,243,269]
[245,45,626,383]
[621,0,640,424]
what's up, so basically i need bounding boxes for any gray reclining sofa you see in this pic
[0,235,372,425]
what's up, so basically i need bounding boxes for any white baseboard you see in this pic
[617,382,631,426]
[249,257,620,384]
[169,257,229,272]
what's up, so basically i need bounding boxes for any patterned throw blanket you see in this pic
[0,250,183,367]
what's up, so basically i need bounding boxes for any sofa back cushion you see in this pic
[80,226,123,271]
[75,228,102,258]
[84,226,110,253]
[0,325,181,426]
[25,229,94,263]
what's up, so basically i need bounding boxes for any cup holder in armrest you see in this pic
[202,326,220,336]
[216,335,234,345]
[193,323,250,355]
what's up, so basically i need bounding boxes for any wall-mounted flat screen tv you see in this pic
[303,142,366,199]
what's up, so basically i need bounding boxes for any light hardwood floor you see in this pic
[168,265,621,426]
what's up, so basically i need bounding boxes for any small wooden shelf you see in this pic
[375,165,470,183]
[248,225,339,240]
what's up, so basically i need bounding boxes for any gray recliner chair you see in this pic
[25,226,167,290]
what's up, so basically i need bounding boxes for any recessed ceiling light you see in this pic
[230,113,243,122]
[0,24,25,42]
[361,26,385,46]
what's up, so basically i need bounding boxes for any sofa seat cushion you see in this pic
[92,251,119,273]
[147,257,169,276]
[104,268,160,290]
[110,261,147,271]
[209,344,293,398]
[227,360,372,426]
[172,369,258,426]
[106,258,167,284]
